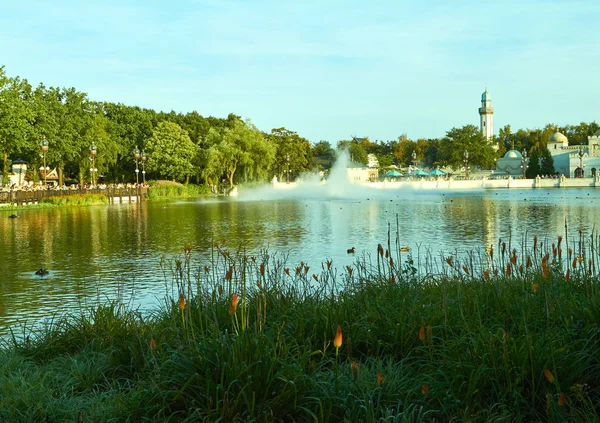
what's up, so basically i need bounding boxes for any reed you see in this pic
[1,230,599,422]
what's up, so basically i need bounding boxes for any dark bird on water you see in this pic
[35,268,49,277]
[347,247,355,254]
[9,214,17,219]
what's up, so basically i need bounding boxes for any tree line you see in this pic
[1,65,598,186]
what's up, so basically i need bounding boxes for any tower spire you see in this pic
[479,88,494,141]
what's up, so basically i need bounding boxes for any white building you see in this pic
[494,150,528,178]
[548,130,600,178]
[479,89,494,140]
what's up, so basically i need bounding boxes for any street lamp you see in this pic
[133,145,141,185]
[285,154,290,183]
[463,150,469,179]
[411,151,417,170]
[40,136,49,187]
[521,149,528,178]
[89,143,97,186]
[578,148,584,178]
[141,150,147,184]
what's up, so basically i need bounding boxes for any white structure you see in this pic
[494,150,528,178]
[347,161,378,183]
[479,89,494,140]
[548,130,600,178]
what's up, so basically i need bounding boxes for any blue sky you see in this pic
[1,0,599,143]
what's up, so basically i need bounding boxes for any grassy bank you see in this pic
[1,237,599,422]
[147,180,212,199]
[39,193,109,206]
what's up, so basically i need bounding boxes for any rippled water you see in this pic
[2,185,600,337]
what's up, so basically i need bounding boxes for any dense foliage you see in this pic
[1,65,599,185]
[1,234,599,421]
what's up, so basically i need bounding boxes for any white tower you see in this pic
[479,88,494,139]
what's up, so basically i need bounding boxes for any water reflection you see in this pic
[2,188,600,336]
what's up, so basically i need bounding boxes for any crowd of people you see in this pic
[1,182,149,192]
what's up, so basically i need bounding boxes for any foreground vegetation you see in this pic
[1,234,599,422]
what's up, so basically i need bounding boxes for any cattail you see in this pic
[532,283,539,294]
[533,236,538,252]
[462,265,469,275]
[544,368,555,383]
[557,236,563,248]
[483,269,490,280]
[218,285,223,295]
[333,326,343,350]
[565,269,570,281]
[558,393,566,406]
[346,266,353,276]
[149,338,156,355]
[260,263,265,276]
[179,293,185,311]
[312,274,318,282]
[377,372,384,386]
[351,361,358,381]
[377,244,384,257]
[421,383,430,394]
[506,263,512,276]
[284,268,290,276]
[225,266,233,281]
[419,326,425,341]
[519,264,524,274]
[572,257,578,269]
[526,255,533,268]
[510,249,517,265]
[445,257,453,267]
[391,274,395,284]
[542,262,550,278]
[204,266,210,274]
[385,249,389,259]
[229,293,239,316]
[327,260,332,270]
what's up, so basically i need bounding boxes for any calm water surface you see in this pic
[1,186,599,336]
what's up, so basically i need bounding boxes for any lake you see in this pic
[2,184,600,337]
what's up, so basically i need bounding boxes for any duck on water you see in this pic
[35,268,49,277]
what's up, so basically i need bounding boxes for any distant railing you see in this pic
[0,187,149,205]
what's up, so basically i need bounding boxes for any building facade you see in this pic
[548,130,600,177]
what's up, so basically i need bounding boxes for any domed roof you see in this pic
[549,132,568,143]
[481,89,491,102]
[503,150,523,159]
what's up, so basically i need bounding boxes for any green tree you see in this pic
[145,121,198,183]
[202,120,275,188]
[525,149,540,178]
[438,125,496,169]
[539,148,555,176]
[268,127,312,181]
[0,69,34,181]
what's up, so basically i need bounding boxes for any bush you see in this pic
[39,194,108,206]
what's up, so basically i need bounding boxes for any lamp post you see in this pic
[411,151,417,171]
[40,136,49,187]
[133,145,140,185]
[285,154,290,183]
[578,148,584,177]
[463,150,469,179]
[141,150,147,184]
[521,149,528,178]
[89,143,97,186]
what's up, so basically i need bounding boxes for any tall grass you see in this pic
[147,180,211,199]
[39,193,109,206]
[1,229,599,422]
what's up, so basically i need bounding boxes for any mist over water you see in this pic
[236,150,413,202]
